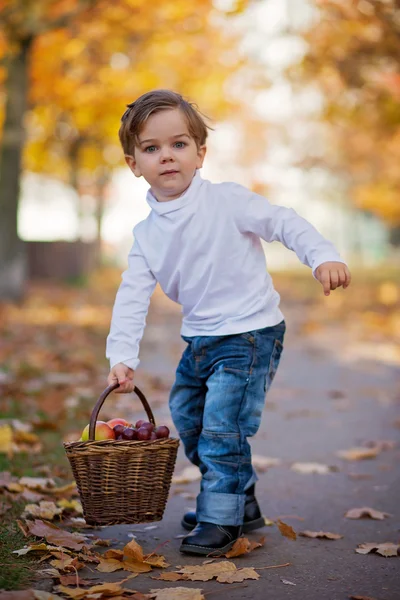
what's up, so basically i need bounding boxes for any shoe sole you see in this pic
[180,537,240,556]
[181,515,266,533]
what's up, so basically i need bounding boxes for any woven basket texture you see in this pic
[64,437,179,525]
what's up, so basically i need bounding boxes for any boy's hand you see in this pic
[107,363,135,393]
[315,261,351,296]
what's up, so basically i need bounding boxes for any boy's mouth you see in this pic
[161,169,179,176]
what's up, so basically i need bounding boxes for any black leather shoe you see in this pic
[180,521,242,555]
[181,484,265,533]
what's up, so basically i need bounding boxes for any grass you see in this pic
[0,500,38,591]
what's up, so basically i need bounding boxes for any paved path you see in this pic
[82,290,400,600]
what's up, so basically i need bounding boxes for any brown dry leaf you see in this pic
[123,538,144,562]
[122,559,152,573]
[336,447,381,461]
[349,596,378,600]
[50,557,83,572]
[178,560,236,581]
[224,537,251,558]
[172,466,201,484]
[149,589,204,600]
[248,536,266,552]
[53,587,86,600]
[103,549,124,560]
[14,431,41,445]
[33,592,64,600]
[28,520,86,550]
[355,542,400,557]
[6,482,24,493]
[290,462,333,474]
[216,567,259,583]
[24,501,63,520]
[299,530,343,540]
[96,558,124,573]
[277,520,297,540]
[345,507,391,520]
[49,482,78,496]
[144,554,170,568]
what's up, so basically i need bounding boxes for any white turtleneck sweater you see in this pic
[106,171,345,370]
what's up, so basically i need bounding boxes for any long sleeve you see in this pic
[233,186,345,273]
[106,237,157,370]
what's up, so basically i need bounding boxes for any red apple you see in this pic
[80,421,115,441]
[137,427,151,441]
[155,426,170,439]
[107,418,130,428]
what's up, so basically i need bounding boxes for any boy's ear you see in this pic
[125,154,141,177]
[196,145,207,169]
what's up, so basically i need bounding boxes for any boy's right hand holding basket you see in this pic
[108,363,135,394]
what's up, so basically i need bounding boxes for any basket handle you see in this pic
[89,384,155,441]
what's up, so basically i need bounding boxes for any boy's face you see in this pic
[125,108,206,202]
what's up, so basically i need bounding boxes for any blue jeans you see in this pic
[169,321,286,526]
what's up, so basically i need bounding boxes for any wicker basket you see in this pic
[64,383,179,526]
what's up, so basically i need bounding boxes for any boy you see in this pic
[106,89,351,555]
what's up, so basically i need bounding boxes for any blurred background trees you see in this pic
[0,0,399,301]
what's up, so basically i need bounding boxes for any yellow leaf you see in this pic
[123,538,144,562]
[24,501,63,520]
[216,567,259,583]
[0,424,13,454]
[96,558,124,573]
[149,589,205,600]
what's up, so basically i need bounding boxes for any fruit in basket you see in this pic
[137,427,152,441]
[121,427,137,440]
[135,419,146,428]
[113,424,127,436]
[107,418,130,428]
[80,421,115,441]
[150,432,158,441]
[155,425,170,439]
[138,421,154,432]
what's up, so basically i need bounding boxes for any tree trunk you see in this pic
[94,168,109,267]
[0,37,33,300]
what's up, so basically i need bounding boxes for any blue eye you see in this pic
[174,141,186,148]
[145,145,157,153]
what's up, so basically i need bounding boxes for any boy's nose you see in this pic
[160,147,173,162]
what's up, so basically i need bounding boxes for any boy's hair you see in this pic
[119,89,211,156]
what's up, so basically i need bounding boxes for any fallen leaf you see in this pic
[216,567,259,583]
[349,596,378,600]
[96,558,124,573]
[24,501,63,520]
[55,582,123,599]
[336,447,380,461]
[277,520,297,540]
[345,507,391,520]
[103,549,124,560]
[149,589,204,600]
[0,424,13,454]
[28,520,86,550]
[19,477,56,490]
[299,530,343,540]
[178,561,236,581]
[13,543,49,556]
[144,554,170,568]
[122,559,152,573]
[224,537,251,558]
[355,542,399,557]
[290,462,334,474]
[172,466,201,484]
[123,538,144,562]
[251,455,282,471]
[57,499,83,514]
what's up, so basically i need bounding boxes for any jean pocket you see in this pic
[268,338,284,383]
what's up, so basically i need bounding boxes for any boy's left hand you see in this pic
[315,261,351,296]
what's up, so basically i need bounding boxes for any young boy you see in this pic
[106,89,351,555]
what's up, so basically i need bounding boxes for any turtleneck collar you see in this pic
[145,170,203,215]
